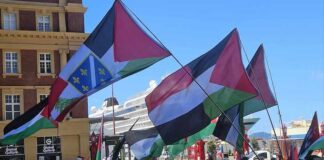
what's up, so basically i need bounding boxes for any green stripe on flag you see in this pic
[119,57,164,77]
[96,151,101,160]
[1,117,55,145]
[203,87,255,119]
[167,122,217,157]
[139,137,165,160]
[242,98,275,116]
[308,137,324,152]
[299,136,324,159]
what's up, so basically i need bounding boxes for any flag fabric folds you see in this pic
[146,29,258,144]
[242,45,277,116]
[0,98,55,144]
[167,119,217,157]
[42,0,170,122]
[211,45,274,154]
[166,45,272,156]
[299,112,320,159]
[306,136,324,153]
[213,105,245,153]
[96,116,104,160]
[110,118,140,160]
[125,127,164,160]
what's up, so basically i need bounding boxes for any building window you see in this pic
[40,94,48,102]
[38,16,50,32]
[39,53,52,74]
[3,13,17,30]
[5,95,20,120]
[5,52,18,74]
[37,88,50,103]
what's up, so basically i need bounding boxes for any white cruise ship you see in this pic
[89,80,158,136]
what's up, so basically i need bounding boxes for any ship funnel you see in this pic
[105,97,119,107]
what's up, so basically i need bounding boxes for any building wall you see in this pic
[19,0,60,3]
[66,12,84,32]
[68,0,82,4]
[23,89,37,111]
[0,89,2,120]
[52,12,59,32]
[19,10,36,31]
[0,0,89,159]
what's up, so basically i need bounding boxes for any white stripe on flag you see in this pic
[225,114,240,147]
[130,136,159,160]
[89,55,97,88]
[100,45,128,76]
[148,66,223,126]
[2,113,43,139]
[58,84,83,99]
[50,85,83,120]
[59,45,92,80]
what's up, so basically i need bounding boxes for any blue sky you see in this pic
[84,0,324,133]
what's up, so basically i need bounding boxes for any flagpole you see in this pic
[111,118,140,159]
[264,53,290,159]
[102,112,105,159]
[112,84,116,135]
[119,1,262,159]
[240,42,284,159]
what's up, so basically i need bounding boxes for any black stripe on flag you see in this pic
[84,2,115,58]
[125,127,159,146]
[187,29,235,79]
[213,105,240,140]
[156,105,211,144]
[4,98,48,134]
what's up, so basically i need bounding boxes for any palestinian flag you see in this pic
[96,116,104,160]
[125,127,164,160]
[242,45,277,116]
[299,112,320,159]
[42,0,170,122]
[167,119,217,157]
[213,105,245,153]
[1,98,55,144]
[146,29,258,144]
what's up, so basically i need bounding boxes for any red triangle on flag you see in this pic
[210,29,257,95]
[114,1,169,62]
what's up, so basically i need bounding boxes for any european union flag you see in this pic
[68,55,112,94]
